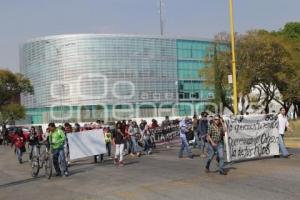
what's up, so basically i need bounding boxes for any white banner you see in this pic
[225,115,280,162]
[67,129,107,160]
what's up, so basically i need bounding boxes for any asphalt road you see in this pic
[0,143,300,200]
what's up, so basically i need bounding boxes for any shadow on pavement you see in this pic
[0,176,43,189]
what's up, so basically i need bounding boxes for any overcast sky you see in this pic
[0,0,299,72]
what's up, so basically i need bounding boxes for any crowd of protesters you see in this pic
[2,118,178,177]
[1,107,293,177]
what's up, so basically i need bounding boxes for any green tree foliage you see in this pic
[275,22,300,116]
[0,104,26,125]
[202,25,300,114]
[0,69,33,125]
[201,32,233,113]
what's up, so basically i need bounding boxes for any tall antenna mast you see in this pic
[159,0,164,36]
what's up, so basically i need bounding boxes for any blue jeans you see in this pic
[193,130,201,149]
[278,134,289,157]
[178,136,192,157]
[16,148,23,163]
[52,148,68,174]
[29,145,37,160]
[199,135,207,153]
[206,143,225,172]
[131,136,138,153]
[144,138,150,152]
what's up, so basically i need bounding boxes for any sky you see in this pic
[0,0,299,72]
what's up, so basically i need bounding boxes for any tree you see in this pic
[201,32,234,113]
[275,22,300,117]
[0,104,26,125]
[0,69,33,127]
[201,30,298,114]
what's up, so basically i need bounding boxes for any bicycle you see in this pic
[31,142,53,179]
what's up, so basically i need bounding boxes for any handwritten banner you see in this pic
[67,129,107,160]
[225,115,280,162]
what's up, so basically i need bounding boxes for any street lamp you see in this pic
[43,40,76,122]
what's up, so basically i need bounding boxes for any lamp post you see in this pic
[229,0,238,115]
[43,41,76,122]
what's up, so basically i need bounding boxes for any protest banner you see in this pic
[225,115,280,162]
[67,129,107,160]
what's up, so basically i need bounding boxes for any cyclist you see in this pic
[48,123,69,177]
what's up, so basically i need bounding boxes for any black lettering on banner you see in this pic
[228,118,278,160]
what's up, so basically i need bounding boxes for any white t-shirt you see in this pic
[278,114,289,135]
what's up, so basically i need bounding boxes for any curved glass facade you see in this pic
[20,34,214,123]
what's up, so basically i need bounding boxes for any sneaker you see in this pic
[64,171,69,177]
[55,173,62,177]
[219,171,227,175]
[189,155,194,159]
[205,167,210,173]
[114,158,119,165]
[119,161,125,167]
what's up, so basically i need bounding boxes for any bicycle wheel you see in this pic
[31,156,40,177]
[44,153,53,179]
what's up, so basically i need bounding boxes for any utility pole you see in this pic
[229,0,238,115]
[159,0,164,36]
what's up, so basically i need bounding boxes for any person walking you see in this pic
[178,117,193,159]
[277,107,293,158]
[114,121,126,166]
[205,115,227,175]
[100,127,112,162]
[48,123,69,177]
[192,114,200,149]
[12,128,26,164]
[28,127,39,161]
[197,112,209,157]
[128,121,141,157]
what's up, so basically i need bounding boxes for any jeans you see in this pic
[206,143,225,172]
[131,136,142,153]
[29,145,37,160]
[16,148,23,163]
[199,136,207,153]
[115,144,124,162]
[193,130,201,149]
[178,136,192,157]
[278,134,289,157]
[100,142,112,161]
[143,138,151,153]
[125,139,132,154]
[52,148,68,174]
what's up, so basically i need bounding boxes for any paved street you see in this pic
[0,143,300,200]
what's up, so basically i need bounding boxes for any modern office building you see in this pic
[20,34,215,123]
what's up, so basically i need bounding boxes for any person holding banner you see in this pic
[205,115,227,175]
[277,107,293,158]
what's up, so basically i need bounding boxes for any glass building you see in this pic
[20,34,214,124]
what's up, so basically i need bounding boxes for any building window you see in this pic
[184,93,190,99]
[179,93,184,99]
